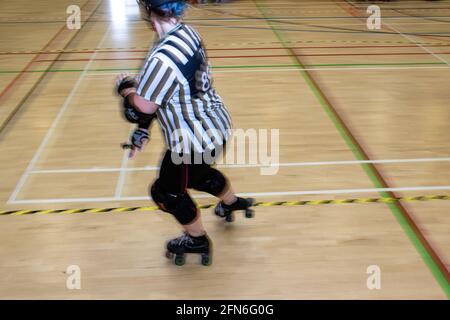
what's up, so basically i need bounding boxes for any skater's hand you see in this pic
[116,73,137,97]
[127,128,149,159]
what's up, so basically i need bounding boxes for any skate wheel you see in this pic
[225,214,234,222]
[201,254,211,266]
[245,209,254,219]
[214,208,223,218]
[174,254,185,266]
[165,251,174,259]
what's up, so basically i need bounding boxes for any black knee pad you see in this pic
[150,180,198,225]
[194,168,227,196]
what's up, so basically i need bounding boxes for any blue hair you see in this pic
[159,1,187,17]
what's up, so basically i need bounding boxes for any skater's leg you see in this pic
[218,184,237,205]
[182,210,206,237]
[151,176,212,265]
[192,167,250,207]
[150,178,201,228]
[191,167,254,219]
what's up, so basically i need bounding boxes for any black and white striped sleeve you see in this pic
[136,57,179,106]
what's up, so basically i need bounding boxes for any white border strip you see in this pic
[28,157,450,174]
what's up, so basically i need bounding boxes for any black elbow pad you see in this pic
[122,96,156,129]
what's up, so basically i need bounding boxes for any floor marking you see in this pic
[260,0,450,297]
[84,66,450,77]
[2,41,448,56]
[31,50,450,63]
[2,62,449,75]
[7,185,450,205]
[7,24,113,204]
[114,125,134,198]
[0,0,101,135]
[3,194,450,216]
[386,22,450,66]
[28,157,450,175]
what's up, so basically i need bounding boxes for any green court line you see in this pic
[0,61,445,74]
[254,0,450,298]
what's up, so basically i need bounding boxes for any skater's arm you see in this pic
[126,92,160,115]
[118,82,159,115]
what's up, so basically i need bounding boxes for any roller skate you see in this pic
[165,232,212,266]
[214,197,255,223]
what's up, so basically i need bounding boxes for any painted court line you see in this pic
[385,22,450,67]
[258,0,450,296]
[84,65,450,77]
[28,157,450,174]
[188,16,450,21]
[114,125,134,198]
[8,25,112,204]
[2,65,449,76]
[8,185,450,205]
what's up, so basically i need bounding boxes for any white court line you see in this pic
[384,22,450,66]
[114,125,134,198]
[9,185,450,205]
[7,23,113,204]
[28,157,450,174]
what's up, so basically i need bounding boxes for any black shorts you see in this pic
[157,148,222,194]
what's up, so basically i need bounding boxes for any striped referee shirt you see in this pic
[136,23,232,154]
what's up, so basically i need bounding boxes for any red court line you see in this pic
[338,0,450,44]
[208,44,450,51]
[335,0,450,286]
[0,0,92,102]
[1,44,450,56]
[32,51,450,63]
[294,45,450,288]
[0,0,102,135]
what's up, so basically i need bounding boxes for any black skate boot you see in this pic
[165,233,212,266]
[214,197,255,222]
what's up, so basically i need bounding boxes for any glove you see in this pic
[131,128,149,150]
[116,74,137,97]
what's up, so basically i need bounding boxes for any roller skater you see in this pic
[115,0,254,266]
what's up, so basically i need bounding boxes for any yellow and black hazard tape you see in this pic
[1,194,449,216]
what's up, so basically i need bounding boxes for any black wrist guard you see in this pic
[117,76,138,96]
[122,96,156,129]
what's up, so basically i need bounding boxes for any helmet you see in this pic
[137,0,184,11]
[137,0,186,18]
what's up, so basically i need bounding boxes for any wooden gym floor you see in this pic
[0,0,449,299]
